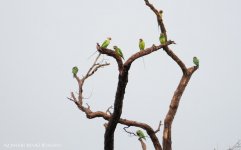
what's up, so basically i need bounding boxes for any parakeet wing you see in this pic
[136,130,146,140]
[72,66,78,77]
[159,34,166,45]
[193,57,199,66]
[139,40,145,50]
[118,48,124,59]
[101,39,110,48]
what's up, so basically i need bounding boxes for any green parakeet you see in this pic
[136,130,146,140]
[72,66,78,77]
[159,33,166,45]
[139,39,146,68]
[88,37,111,59]
[113,46,124,60]
[139,39,145,51]
[193,56,199,67]
[101,37,111,48]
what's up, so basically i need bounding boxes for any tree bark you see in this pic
[96,42,174,150]
[162,67,197,150]
[104,69,129,150]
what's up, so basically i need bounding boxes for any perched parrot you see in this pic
[72,66,79,77]
[139,39,146,67]
[193,56,199,67]
[113,46,124,60]
[157,10,163,29]
[101,37,111,48]
[159,33,166,45]
[136,130,146,140]
[88,37,111,59]
[139,39,145,51]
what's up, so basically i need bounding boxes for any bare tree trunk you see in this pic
[163,68,197,150]
[104,70,129,150]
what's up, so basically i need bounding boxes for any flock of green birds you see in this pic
[72,36,199,78]
[71,8,199,142]
[99,36,199,66]
[71,37,199,139]
[72,37,199,138]
[71,37,199,141]
[100,34,166,61]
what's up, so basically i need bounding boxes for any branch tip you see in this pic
[155,120,163,133]
[123,126,136,136]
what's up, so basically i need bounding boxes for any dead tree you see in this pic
[68,0,199,150]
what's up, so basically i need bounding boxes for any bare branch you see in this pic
[104,123,108,129]
[85,103,90,109]
[70,97,162,150]
[155,120,162,133]
[163,67,198,150]
[70,92,77,102]
[87,63,110,77]
[139,138,147,150]
[85,53,102,77]
[143,1,199,150]
[106,106,113,115]
[71,54,109,106]
[124,41,175,68]
[68,51,160,148]
[123,126,136,136]
[67,97,76,103]
[144,0,167,36]
[144,0,188,74]
[163,46,187,74]
[84,53,110,81]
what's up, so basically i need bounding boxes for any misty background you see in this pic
[0,0,241,149]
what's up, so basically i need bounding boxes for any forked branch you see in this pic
[69,54,162,150]
[144,1,199,150]
[96,38,174,150]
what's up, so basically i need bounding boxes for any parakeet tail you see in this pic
[142,57,146,69]
[87,50,98,60]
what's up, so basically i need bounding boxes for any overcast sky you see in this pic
[1,0,241,149]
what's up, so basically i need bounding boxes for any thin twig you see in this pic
[155,120,162,133]
[87,63,110,77]
[103,123,108,129]
[86,103,90,109]
[85,53,101,77]
[106,106,113,115]
[67,97,76,102]
[123,126,136,136]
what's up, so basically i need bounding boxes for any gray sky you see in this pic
[0,0,241,149]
